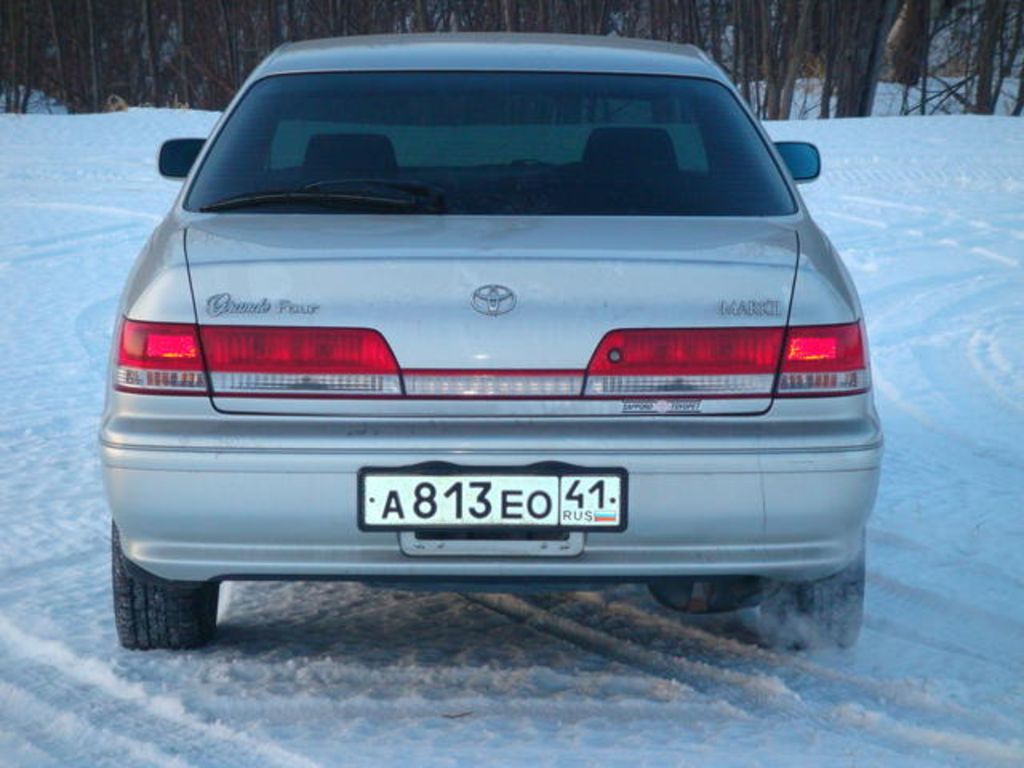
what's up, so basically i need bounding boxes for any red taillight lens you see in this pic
[119,320,202,369]
[778,322,870,396]
[116,320,206,394]
[782,323,864,371]
[583,324,871,399]
[585,328,784,397]
[200,327,398,374]
[199,326,401,396]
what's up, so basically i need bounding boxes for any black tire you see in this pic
[111,523,219,650]
[759,539,866,650]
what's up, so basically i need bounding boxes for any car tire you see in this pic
[111,522,219,650]
[759,538,866,650]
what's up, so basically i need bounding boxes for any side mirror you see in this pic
[774,141,820,183]
[158,138,205,179]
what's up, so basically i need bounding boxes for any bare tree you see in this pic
[0,0,1020,115]
[84,0,101,112]
[974,0,1008,112]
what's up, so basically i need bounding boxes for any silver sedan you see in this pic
[102,33,882,651]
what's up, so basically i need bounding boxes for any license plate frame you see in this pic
[357,462,628,533]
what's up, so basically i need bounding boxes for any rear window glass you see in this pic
[186,72,795,216]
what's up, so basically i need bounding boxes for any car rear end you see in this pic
[101,36,881,649]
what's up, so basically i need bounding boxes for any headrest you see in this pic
[582,127,678,176]
[302,133,398,179]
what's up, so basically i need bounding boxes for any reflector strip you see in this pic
[116,366,207,394]
[777,369,871,396]
[210,371,402,396]
[403,370,584,398]
[586,373,775,397]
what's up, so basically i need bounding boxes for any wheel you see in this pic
[759,539,866,650]
[111,522,219,650]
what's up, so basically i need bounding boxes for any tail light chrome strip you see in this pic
[209,372,402,396]
[403,371,584,398]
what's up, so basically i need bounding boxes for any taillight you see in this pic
[199,326,401,396]
[778,322,870,396]
[115,319,869,401]
[584,328,784,397]
[116,320,207,394]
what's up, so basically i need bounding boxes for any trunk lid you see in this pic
[184,214,798,416]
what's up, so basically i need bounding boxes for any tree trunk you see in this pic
[502,0,517,31]
[84,0,101,112]
[778,0,815,120]
[218,0,240,91]
[415,0,430,31]
[709,0,723,63]
[888,0,929,86]
[834,0,900,117]
[141,0,159,104]
[268,0,283,46]
[46,0,67,107]
[19,0,32,113]
[177,0,190,106]
[974,0,1008,113]
[1013,54,1024,115]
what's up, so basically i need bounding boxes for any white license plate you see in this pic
[359,470,626,531]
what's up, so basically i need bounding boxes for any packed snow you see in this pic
[0,109,1021,767]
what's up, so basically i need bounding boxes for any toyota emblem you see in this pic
[471,284,517,316]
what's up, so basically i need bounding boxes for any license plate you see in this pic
[358,466,627,532]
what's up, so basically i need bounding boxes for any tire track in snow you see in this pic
[0,680,193,768]
[870,365,1024,474]
[862,615,1010,671]
[0,613,321,768]
[467,594,802,711]
[833,704,1024,766]
[967,327,1024,415]
[7,200,163,223]
[532,593,1019,737]
[471,594,1024,765]
[828,192,1022,270]
[587,595,1020,730]
[1,223,143,263]
[868,571,1024,640]
[870,527,1024,594]
[73,295,119,375]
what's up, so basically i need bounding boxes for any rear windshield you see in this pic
[185,72,795,216]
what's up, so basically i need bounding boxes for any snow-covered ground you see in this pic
[0,110,1021,767]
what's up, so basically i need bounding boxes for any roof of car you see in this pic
[254,33,723,81]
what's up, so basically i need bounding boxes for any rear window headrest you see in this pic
[583,127,678,176]
[302,133,398,179]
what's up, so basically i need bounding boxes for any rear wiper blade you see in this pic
[199,184,444,214]
[303,178,446,211]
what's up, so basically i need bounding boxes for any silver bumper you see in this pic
[101,393,882,583]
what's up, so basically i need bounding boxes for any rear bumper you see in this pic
[101,393,882,584]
